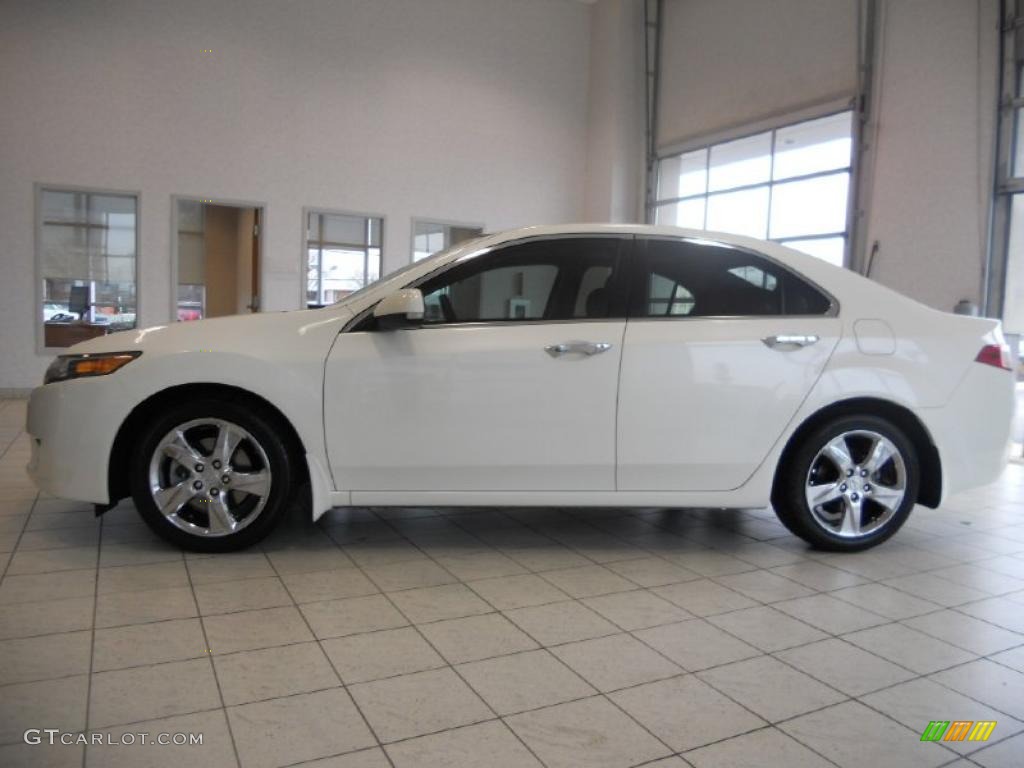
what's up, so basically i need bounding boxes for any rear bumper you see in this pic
[920,364,1015,502]
[26,378,125,504]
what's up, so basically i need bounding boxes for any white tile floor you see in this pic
[0,396,1022,767]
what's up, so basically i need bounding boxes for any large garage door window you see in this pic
[37,187,138,349]
[307,211,382,307]
[652,111,853,267]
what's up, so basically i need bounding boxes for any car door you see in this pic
[324,235,630,493]
[616,237,841,491]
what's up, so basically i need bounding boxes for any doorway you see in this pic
[175,199,262,321]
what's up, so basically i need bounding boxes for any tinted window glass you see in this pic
[633,239,831,317]
[416,237,625,324]
[648,273,695,316]
[573,264,614,317]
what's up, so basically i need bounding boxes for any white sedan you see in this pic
[27,225,1015,552]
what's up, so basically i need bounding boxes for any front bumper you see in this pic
[26,377,127,504]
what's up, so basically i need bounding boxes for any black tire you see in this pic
[769,489,808,539]
[130,398,294,552]
[774,414,919,552]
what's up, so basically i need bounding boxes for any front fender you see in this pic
[30,309,349,507]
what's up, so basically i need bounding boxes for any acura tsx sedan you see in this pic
[27,225,1014,552]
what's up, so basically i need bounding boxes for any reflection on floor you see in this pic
[0,397,1022,767]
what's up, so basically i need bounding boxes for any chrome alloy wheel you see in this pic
[147,418,272,537]
[804,429,907,539]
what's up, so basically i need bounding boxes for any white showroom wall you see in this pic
[862,0,999,313]
[583,0,644,223]
[0,0,591,390]
[0,0,1005,392]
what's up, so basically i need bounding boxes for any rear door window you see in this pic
[631,239,831,317]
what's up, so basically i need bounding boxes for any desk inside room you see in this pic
[44,322,109,348]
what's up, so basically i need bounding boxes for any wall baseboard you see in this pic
[0,389,32,399]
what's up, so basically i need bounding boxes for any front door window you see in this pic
[414,236,627,325]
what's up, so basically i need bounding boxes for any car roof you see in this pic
[477,223,799,259]
[468,223,827,278]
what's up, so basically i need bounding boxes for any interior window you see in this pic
[415,237,624,325]
[306,211,382,308]
[39,188,138,348]
[633,239,831,317]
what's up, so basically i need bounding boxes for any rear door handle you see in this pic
[762,334,820,350]
[545,341,613,358]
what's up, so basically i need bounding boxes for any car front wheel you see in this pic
[775,414,920,551]
[130,399,294,551]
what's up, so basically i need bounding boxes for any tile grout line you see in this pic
[182,548,244,768]
[1,438,1023,764]
[664,585,1024,741]
[688,610,1024,760]
[3,558,1022,655]
[0,496,38,591]
[259,532,398,768]
[4,518,1019,708]
[373,511,693,764]
[566,509,1024,760]
[9,615,1022,744]
[79,508,102,768]
[346,508,555,768]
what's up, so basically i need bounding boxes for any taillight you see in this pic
[975,344,1013,371]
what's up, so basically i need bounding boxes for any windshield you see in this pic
[331,235,489,306]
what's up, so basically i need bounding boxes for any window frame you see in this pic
[302,207,385,308]
[627,236,839,320]
[410,217,485,263]
[35,182,142,354]
[650,108,856,268]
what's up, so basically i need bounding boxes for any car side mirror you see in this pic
[373,288,424,330]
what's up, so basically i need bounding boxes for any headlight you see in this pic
[44,351,141,385]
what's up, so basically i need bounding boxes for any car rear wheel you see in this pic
[130,399,293,551]
[775,414,919,551]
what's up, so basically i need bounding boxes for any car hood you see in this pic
[63,307,353,357]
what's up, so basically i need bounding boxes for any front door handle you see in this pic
[762,334,820,350]
[545,341,613,358]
